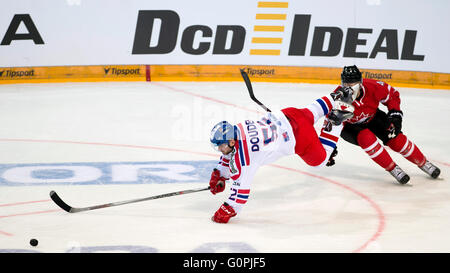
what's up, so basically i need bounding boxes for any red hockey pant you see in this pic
[282,107,327,166]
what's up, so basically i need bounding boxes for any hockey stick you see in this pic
[240,69,271,112]
[49,186,210,213]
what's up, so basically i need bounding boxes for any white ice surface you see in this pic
[0,81,448,253]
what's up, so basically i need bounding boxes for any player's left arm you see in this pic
[212,157,258,224]
[376,81,403,136]
[209,156,231,195]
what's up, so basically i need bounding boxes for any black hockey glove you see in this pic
[330,87,353,103]
[387,109,403,138]
[326,147,338,167]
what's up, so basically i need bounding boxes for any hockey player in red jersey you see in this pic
[334,65,440,184]
[207,89,355,223]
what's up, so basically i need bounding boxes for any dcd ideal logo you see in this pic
[132,10,424,61]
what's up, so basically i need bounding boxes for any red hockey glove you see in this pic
[209,169,228,195]
[212,202,237,223]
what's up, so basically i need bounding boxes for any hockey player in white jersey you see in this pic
[209,89,355,223]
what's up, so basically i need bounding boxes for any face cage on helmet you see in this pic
[341,80,362,101]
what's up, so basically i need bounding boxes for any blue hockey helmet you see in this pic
[210,121,236,151]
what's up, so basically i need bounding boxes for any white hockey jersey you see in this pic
[214,111,296,213]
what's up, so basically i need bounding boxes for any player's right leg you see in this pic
[342,124,410,184]
[368,110,441,179]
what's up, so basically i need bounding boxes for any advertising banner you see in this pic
[0,65,147,83]
[1,0,449,74]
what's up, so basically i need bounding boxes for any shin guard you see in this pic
[357,129,396,171]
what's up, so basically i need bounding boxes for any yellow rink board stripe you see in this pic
[0,65,448,89]
[257,2,289,8]
[254,25,285,32]
[151,65,450,89]
[255,14,287,20]
[251,37,283,44]
[0,65,148,84]
[249,49,281,55]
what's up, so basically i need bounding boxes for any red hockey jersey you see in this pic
[333,78,401,124]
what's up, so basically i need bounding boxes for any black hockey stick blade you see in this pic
[49,186,211,214]
[50,190,74,213]
[240,69,271,112]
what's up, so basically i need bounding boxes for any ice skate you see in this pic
[389,165,410,184]
[419,160,441,179]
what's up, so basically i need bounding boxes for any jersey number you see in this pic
[262,124,278,145]
[229,188,238,201]
[258,117,278,145]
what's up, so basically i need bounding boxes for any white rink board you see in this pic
[0,81,449,253]
[0,0,449,73]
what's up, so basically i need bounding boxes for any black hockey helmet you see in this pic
[341,65,362,83]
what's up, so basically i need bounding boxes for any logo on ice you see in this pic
[0,161,216,186]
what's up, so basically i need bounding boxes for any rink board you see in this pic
[0,65,448,89]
